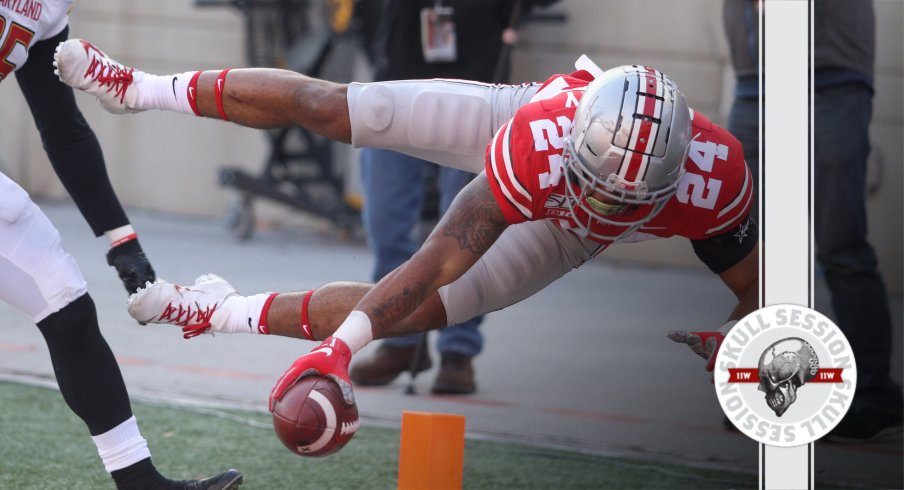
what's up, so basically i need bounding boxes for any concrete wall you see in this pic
[0,0,900,291]
[867,0,903,293]
[0,1,262,219]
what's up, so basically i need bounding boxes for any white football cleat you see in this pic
[54,38,144,114]
[128,274,240,338]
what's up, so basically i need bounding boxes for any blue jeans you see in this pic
[727,96,760,223]
[360,148,484,357]
[814,83,902,414]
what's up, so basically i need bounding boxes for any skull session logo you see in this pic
[756,338,821,417]
[714,304,857,447]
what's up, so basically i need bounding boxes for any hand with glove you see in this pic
[107,238,156,295]
[667,321,737,372]
[269,336,355,412]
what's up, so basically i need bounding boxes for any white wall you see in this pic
[0,0,899,291]
[0,1,261,219]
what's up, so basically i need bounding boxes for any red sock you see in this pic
[300,290,316,340]
[214,68,231,121]
[256,293,279,335]
[186,70,203,116]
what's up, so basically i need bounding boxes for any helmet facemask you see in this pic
[562,65,692,241]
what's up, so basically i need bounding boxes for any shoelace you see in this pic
[85,55,134,104]
[157,302,216,339]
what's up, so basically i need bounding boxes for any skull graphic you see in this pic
[757,338,819,417]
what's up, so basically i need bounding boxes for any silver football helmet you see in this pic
[563,65,692,240]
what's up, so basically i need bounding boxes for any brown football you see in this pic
[271,376,360,457]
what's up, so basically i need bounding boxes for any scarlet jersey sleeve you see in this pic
[485,120,535,224]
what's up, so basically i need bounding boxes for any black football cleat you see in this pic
[180,469,243,490]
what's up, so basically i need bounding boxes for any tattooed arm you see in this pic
[355,172,509,338]
[268,172,508,406]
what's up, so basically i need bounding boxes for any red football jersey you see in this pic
[485,71,753,247]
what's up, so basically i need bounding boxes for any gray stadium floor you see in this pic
[1,200,901,488]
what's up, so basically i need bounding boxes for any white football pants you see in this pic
[0,171,87,323]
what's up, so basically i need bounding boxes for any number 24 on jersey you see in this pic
[677,139,728,210]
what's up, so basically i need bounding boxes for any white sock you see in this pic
[130,71,198,114]
[91,416,152,473]
[332,311,374,354]
[217,292,274,334]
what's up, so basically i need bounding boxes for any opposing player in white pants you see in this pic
[55,40,758,411]
[2,1,156,296]
[0,172,242,489]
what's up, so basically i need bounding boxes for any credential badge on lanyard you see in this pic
[420,1,457,63]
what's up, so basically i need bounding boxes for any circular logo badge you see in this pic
[714,304,857,447]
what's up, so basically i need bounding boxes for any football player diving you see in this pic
[54,39,757,411]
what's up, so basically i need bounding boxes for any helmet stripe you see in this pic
[621,67,663,183]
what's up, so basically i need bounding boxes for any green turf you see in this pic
[0,380,759,489]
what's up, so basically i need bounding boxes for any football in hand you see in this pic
[271,375,360,457]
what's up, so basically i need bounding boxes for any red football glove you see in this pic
[667,330,725,372]
[269,336,355,411]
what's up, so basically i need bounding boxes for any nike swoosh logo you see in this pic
[188,86,196,101]
[172,76,178,99]
[217,78,224,93]
[310,346,333,357]
[301,324,312,339]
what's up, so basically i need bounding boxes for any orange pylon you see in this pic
[397,411,465,490]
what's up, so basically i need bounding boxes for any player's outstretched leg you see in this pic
[53,38,201,118]
[128,275,446,342]
[128,274,351,341]
[127,274,275,339]
[53,39,146,114]
[54,38,351,139]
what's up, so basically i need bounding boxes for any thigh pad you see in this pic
[347,80,539,173]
